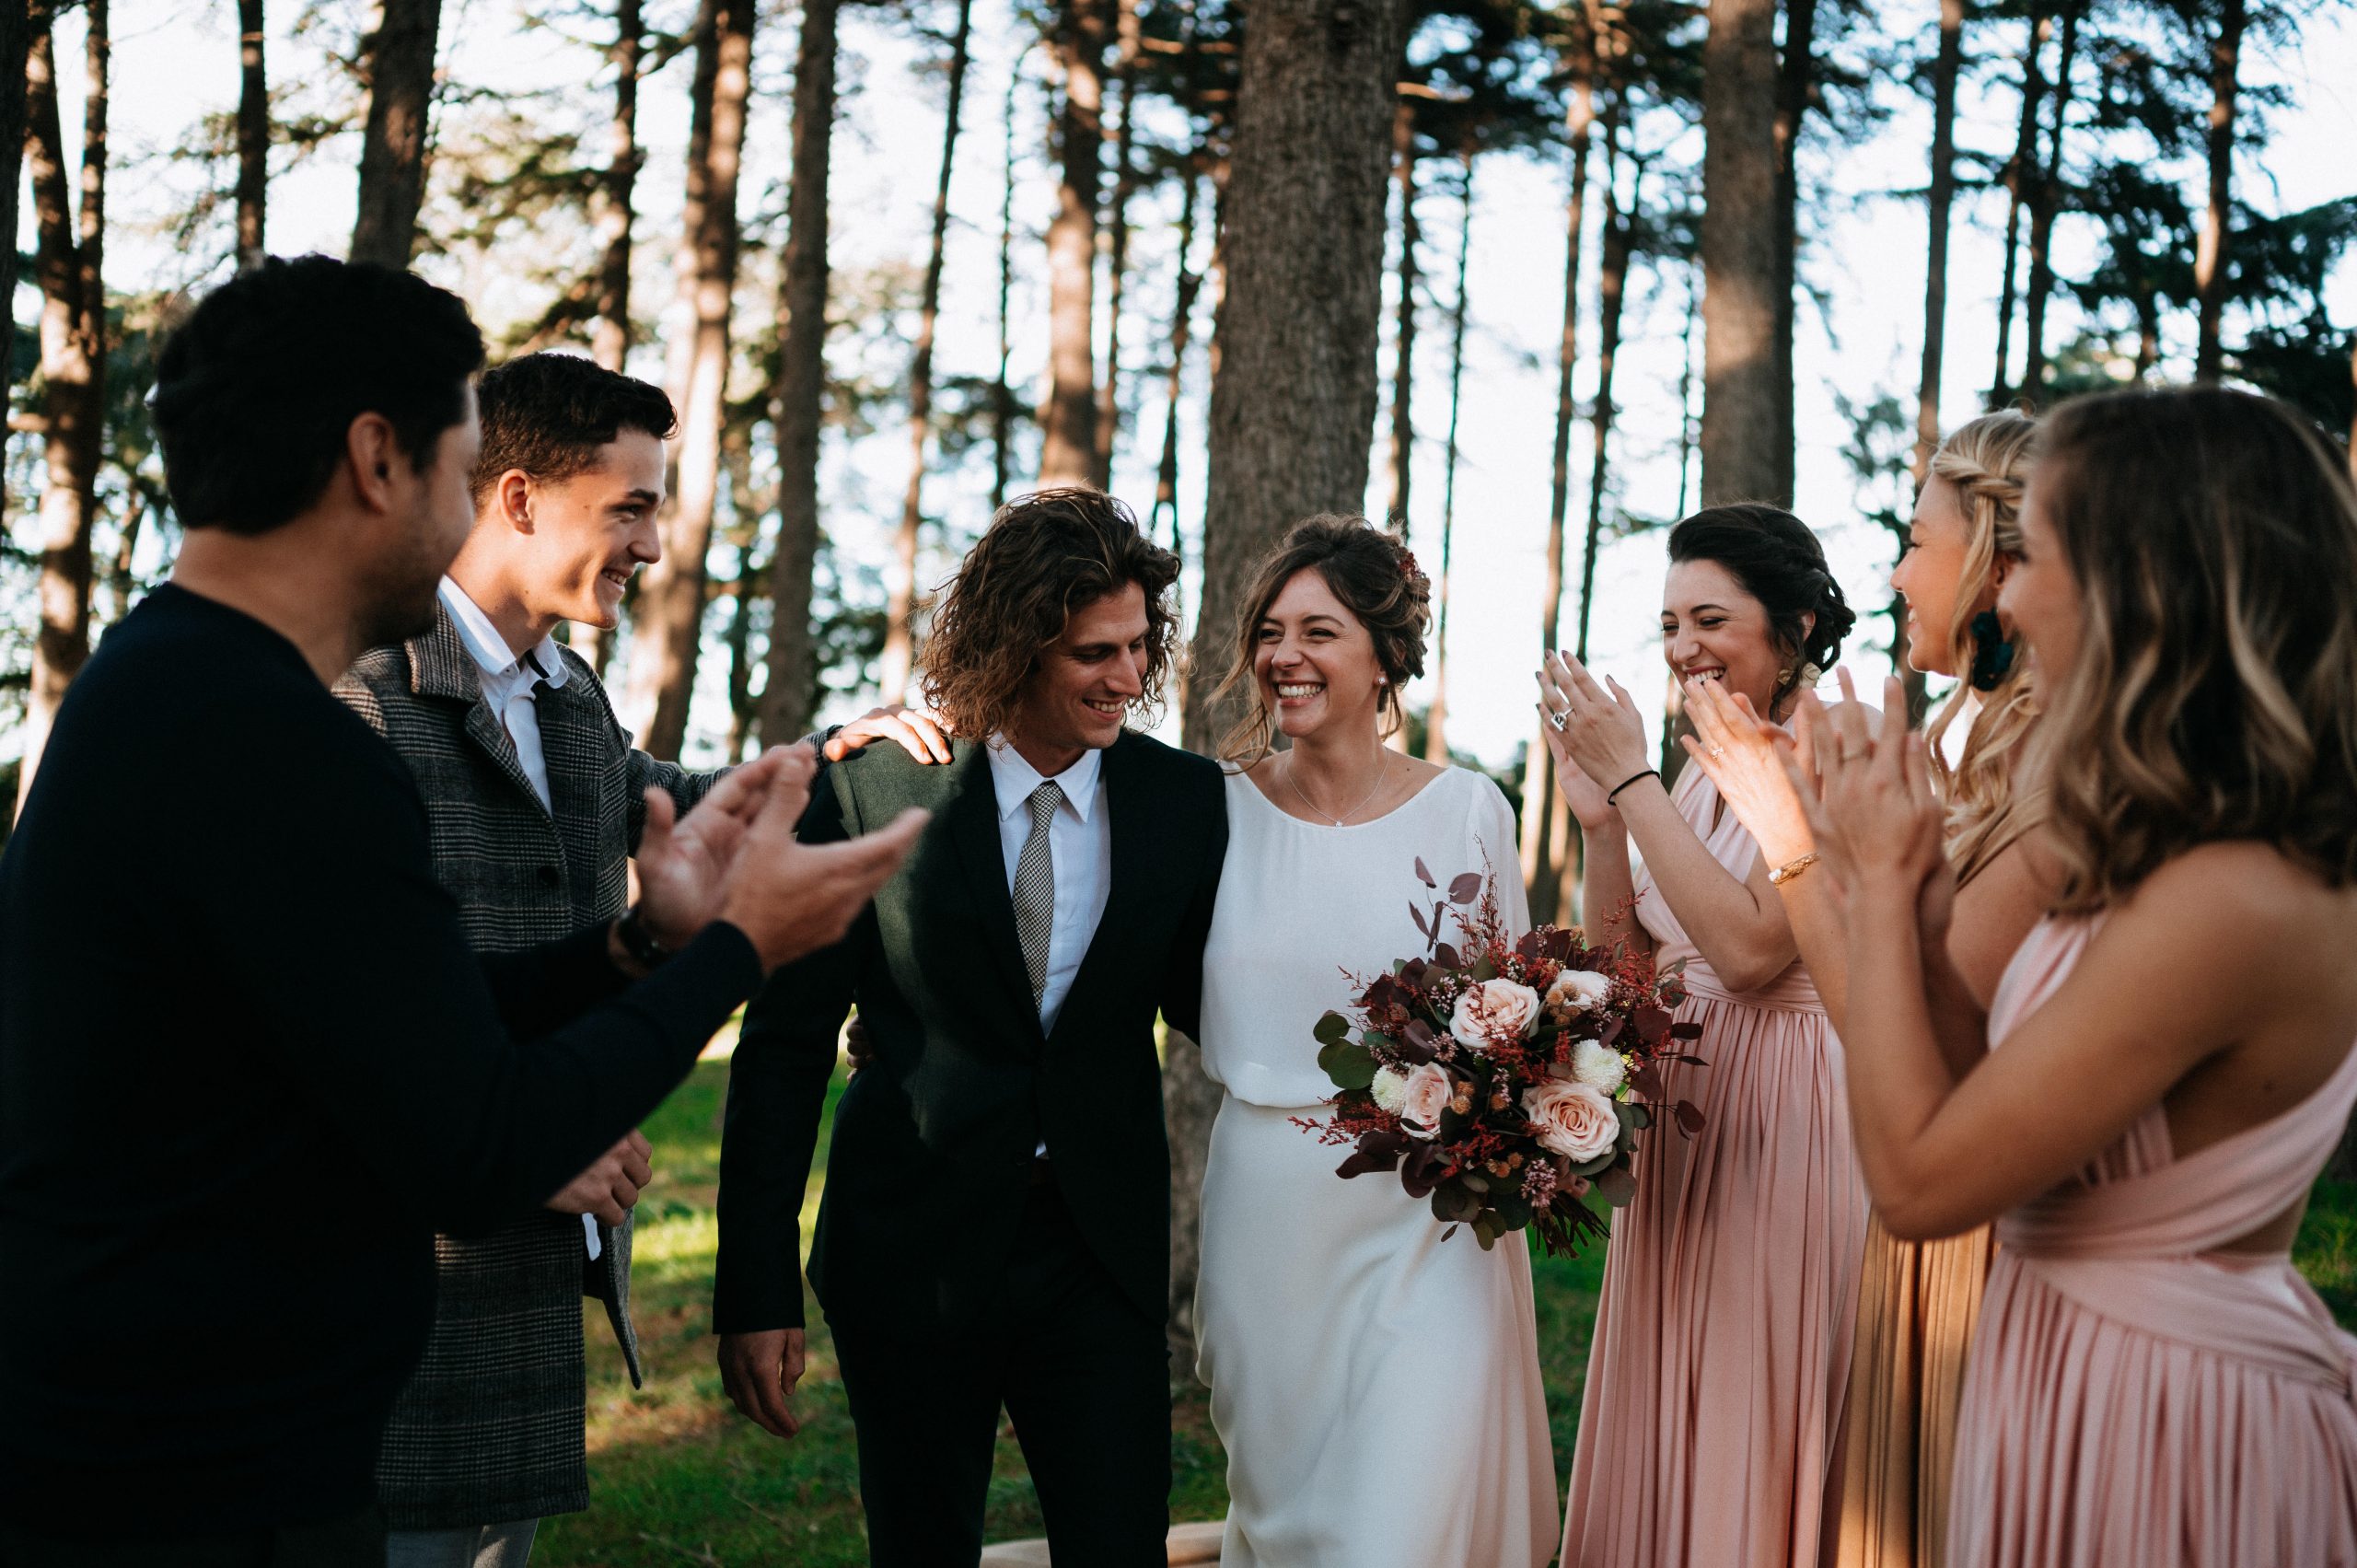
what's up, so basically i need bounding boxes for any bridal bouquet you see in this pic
[1296,860,1705,1257]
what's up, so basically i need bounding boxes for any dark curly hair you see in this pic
[470,352,677,504]
[1666,503,1854,715]
[151,254,484,535]
[1214,515,1432,763]
[919,488,1181,741]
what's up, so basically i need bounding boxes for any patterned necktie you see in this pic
[1014,781,1062,1011]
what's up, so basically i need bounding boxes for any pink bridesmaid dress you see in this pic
[1952,914,2357,1567]
[1561,764,1869,1568]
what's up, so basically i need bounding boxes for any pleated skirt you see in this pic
[1560,987,1869,1568]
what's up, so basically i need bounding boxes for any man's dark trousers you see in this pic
[713,735,1225,1568]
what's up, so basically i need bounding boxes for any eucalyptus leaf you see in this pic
[1317,1038,1378,1090]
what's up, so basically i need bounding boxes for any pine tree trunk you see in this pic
[17,0,107,822]
[1038,0,1107,484]
[1699,0,1782,506]
[1422,147,1475,766]
[593,0,642,370]
[1911,0,1964,482]
[1092,0,1142,484]
[993,61,1020,514]
[1578,111,1629,666]
[1384,98,1419,526]
[1522,35,1594,924]
[1151,149,1207,551]
[349,0,440,267]
[1991,6,2049,405]
[236,0,267,269]
[756,0,838,748]
[2193,0,2244,384]
[1170,0,1410,1369]
[881,0,974,704]
[2019,0,2080,409]
[1768,0,1816,506]
[0,0,29,384]
[618,0,751,760]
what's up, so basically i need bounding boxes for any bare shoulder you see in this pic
[2100,841,2357,983]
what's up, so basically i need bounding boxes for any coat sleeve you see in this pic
[712,764,868,1333]
[1159,766,1227,1042]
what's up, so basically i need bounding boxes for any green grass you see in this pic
[535,1057,2357,1567]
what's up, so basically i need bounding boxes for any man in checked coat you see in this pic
[338,353,934,1566]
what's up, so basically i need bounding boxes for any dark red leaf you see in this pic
[1408,900,1430,937]
[1401,958,1429,988]
[1597,1016,1626,1047]
[1633,1005,1673,1042]
[1434,941,1463,970]
[1628,1062,1664,1101]
[1669,1021,1703,1040]
[1448,872,1484,904]
[1674,1099,1707,1136]
[1414,856,1436,889]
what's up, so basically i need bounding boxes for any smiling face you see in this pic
[1660,558,1802,716]
[1006,580,1149,769]
[1996,475,2083,685]
[493,427,668,631]
[1889,474,1981,678]
[1252,566,1387,745]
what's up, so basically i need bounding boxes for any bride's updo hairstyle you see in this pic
[1665,503,1855,717]
[2026,386,2357,914]
[1213,515,1433,765]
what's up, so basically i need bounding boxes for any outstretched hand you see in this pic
[717,753,929,973]
[634,747,815,949]
[1536,652,1651,826]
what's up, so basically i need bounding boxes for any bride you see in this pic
[1191,516,1557,1568]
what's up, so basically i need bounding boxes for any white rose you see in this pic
[1546,968,1613,1015]
[1371,1067,1408,1115]
[1520,1079,1620,1163]
[1448,979,1542,1051]
[1569,1040,1628,1096]
[1399,1063,1453,1139]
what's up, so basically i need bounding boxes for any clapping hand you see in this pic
[1536,652,1652,828]
[1782,673,1954,943]
[633,747,814,950]
[1679,675,1816,867]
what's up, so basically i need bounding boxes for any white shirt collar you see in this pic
[985,735,1103,824]
[437,577,571,692]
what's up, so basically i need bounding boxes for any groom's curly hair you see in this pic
[920,488,1181,741]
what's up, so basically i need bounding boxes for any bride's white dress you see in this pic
[1193,765,1558,1568]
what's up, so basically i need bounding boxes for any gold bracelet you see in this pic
[1768,851,1821,887]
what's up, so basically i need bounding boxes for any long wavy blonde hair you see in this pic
[1922,411,2043,885]
[2024,387,2357,914]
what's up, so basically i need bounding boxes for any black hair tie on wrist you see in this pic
[1607,767,1660,804]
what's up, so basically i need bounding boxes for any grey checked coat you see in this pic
[336,608,722,1529]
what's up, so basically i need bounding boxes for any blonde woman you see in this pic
[1811,386,2357,1566]
[1680,411,2054,1566]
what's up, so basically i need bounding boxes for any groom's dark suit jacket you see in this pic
[713,732,1226,1336]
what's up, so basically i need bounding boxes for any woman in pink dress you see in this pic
[1539,504,1870,1568]
[1803,386,2357,1567]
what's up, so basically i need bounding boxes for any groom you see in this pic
[714,489,1226,1566]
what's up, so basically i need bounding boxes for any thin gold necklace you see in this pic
[1283,751,1389,826]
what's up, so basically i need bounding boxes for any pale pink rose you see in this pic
[1546,968,1613,1016]
[1520,1079,1620,1163]
[1448,979,1542,1051]
[1399,1063,1453,1140]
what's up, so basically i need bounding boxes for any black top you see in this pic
[714,735,1225,1340]
[0,584,761,1536]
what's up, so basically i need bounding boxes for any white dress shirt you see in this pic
[984,738,1113,1036]
[438,577,600,1259]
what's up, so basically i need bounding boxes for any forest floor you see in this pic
[532,1055,2357,1568]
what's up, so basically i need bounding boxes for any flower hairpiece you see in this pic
[1396,548,1431,593]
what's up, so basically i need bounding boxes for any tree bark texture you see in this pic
[1384,97,1419,526]
[618,0,751,761]
[756,0,838,748]
[2019,0,2080,408]
[0,0,29,382]
[1521,42,1593,924]
[1170,0,1411,1369]
[17,0,108,822]
[1038,0,1108,484]
[1991,6,2049,405]
[2193,0,2244,383]
[593,0,644,370]
[236,0,267,270]
[1422,149,1475,765]
[1151,150,1208,551]
[1768,0,1817,507]
[882,0,974,704]
[349,0,440,268]
[1699,0,1782,506]
[993,59,1020,513]
[1579,111,1630,667]
[1093,0,1143,483]
[1911,0,1964,483]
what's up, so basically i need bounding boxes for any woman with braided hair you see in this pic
[1679,412,2061,1567]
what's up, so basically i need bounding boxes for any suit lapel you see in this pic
[1048,734,1148,1051]
[535,679,608,839]
[411,607,550,819]
[945,742,1046,1044]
